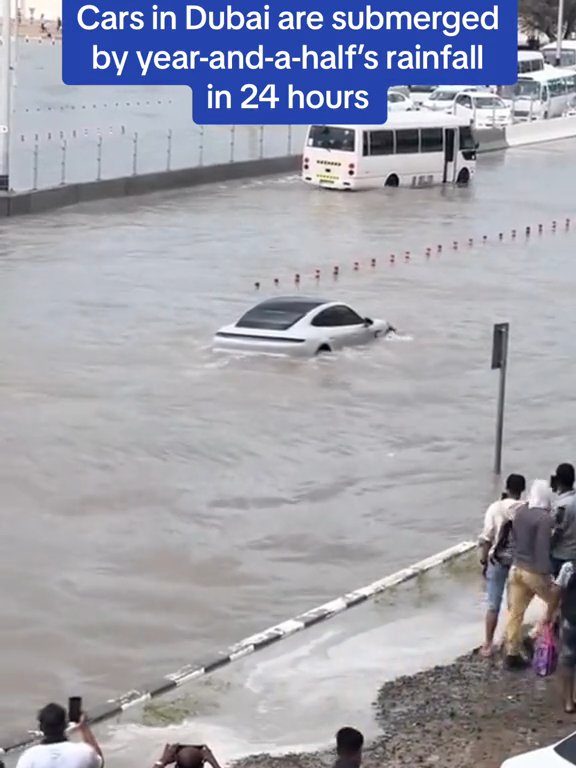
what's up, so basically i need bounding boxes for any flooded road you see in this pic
[1,138,576,734]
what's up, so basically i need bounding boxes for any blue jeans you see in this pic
[486,561,510,613]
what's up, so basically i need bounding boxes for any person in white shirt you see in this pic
[478,473,527,657]
[16,703,103,768]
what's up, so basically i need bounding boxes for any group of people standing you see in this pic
[479,463,576,710]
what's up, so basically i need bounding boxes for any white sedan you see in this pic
[388,90,415,112]
[213,297,394,356]
[501,731,576,767]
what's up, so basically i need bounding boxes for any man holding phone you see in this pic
[16,702,103,768]
[153,744,222,768]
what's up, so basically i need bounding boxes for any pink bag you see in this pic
[532,624,558,677]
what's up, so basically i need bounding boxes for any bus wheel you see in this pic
[457,168,470,186]
[316,344,332,355]
[385,174,399,187]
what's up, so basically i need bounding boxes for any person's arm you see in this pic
[202,747,223,768]
[478,504,497,567]
[78,716,104,767]
[535,514,553,576]
[152,744,179,768]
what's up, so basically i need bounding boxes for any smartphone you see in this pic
[68,696,82,724]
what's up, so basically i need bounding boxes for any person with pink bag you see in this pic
[545,560,576,712]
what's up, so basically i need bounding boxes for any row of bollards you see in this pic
[253,218,573,291]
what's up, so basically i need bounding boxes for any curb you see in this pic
[0,540,475,756]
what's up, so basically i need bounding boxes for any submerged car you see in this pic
[213,297,394,356]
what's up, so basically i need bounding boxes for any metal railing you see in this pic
[9,124,307,193]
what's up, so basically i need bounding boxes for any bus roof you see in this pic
[518,66,576,81]
[321,113,474,130]
[518,50,544,60]
[542,40,576,50]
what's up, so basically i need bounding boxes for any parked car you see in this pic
[501,730,576,766]
[421,85,485,112]
[388,90,415,112]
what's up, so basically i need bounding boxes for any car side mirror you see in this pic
[364,317,374,327]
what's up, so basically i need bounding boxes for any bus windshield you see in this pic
[514,80,541,98]
[543,49,576,67]
[460,126,476,150]
[307,126,355,151]
[429,90,457,101]
[473,96,506,109]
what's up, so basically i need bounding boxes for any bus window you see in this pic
[421,127,443,153]
[543,49,576,67]
[307,126,355,151]
[369,130,394,155]
[549,78,565,96]
[396,129,419,154]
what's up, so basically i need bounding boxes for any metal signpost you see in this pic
[0,0,11,191]
[556,0,565,67]
[491,322,510,475]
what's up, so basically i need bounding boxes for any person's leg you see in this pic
[505,568,534,659]
[483,562,508,656]
[560,623,576,712]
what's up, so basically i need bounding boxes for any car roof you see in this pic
[252,296,328,309]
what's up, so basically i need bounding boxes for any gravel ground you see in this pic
[235,649,576,768]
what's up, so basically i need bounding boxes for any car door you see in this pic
[310,305,371,349]
[453,94,472,118]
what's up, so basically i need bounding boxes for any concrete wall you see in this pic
[1,119,575,220]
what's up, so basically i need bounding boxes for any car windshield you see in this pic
[307,125,355,151]
[514,80,540,98]
[236,301,321,330]
[474,96,506,108]
[430,91,457,101]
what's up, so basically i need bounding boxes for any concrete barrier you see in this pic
[475,127,508,153]
[506,114,576,148]
[0,155,301,219]
[0,541,475,757]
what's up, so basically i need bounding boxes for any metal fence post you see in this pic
[199,125,204,166]
[259,125,264,159]
[230,125,235,163]
[287,125,293,155]
[132,131,139,176]
[32,135,39,190]
[96,134,103,181]
[166,128,172,171]
[60,139,67,185]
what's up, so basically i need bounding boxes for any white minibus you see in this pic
[504,67,576,120]
[541,40,576,69]
[301,112,477,190]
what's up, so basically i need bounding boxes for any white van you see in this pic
[505,67,576,120]
[421,85,488,112]
[452,91,512,127]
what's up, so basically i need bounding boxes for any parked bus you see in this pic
[301,113,477,190]
[541,40,576,69]
[503,66,576,120]
[518,50,545,74]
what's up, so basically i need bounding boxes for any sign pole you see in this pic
[491,323,509,475]
[556,0,566,67]
[0,0,11,191]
